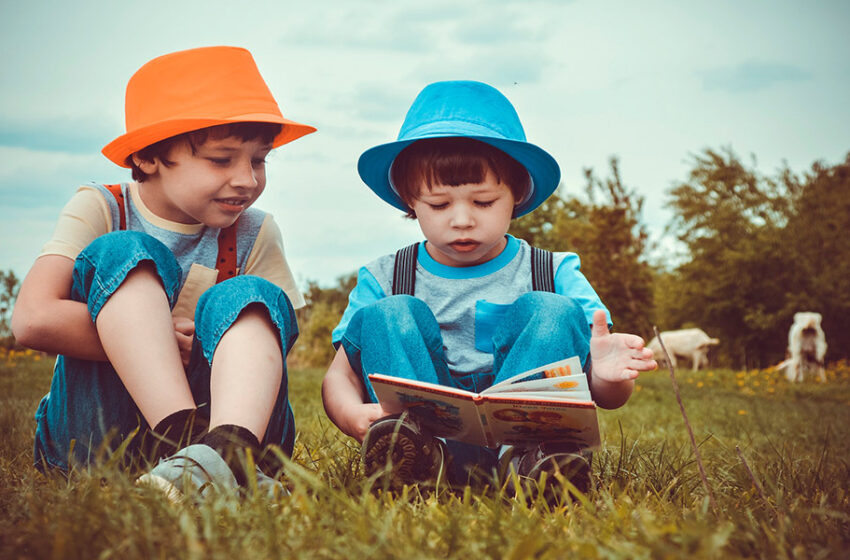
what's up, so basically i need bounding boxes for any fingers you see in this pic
[591,309,609,338]
[173,317,195,336]
[620,369,640,380]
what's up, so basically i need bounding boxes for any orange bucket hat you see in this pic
[102,46,316,167]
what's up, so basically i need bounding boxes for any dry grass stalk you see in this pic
[653,326,718,514]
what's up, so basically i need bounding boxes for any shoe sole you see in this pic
[136,473,185,503]
[362,430,423,482]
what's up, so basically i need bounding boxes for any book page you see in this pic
[485,356,584,393]
[481,396,600,449]
[487,373,590,397]
[368,374,489,446]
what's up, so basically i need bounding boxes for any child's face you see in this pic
[411,170,515,267]
[135,135,272,227]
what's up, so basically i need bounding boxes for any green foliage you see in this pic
[510,157,655,338]
[0,269,20,349]
[288,274,357,369]
[660,148,850,367]
[2,354,849,558]
[780,155,850,361]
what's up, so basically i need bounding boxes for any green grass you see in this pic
[1,351,849,559]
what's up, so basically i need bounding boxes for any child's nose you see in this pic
[450,206,475,228]
[231,159,259,188]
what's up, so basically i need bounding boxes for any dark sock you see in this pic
[142,408,209,462]
[200,424,262,486]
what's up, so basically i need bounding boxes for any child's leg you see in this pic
[339,295,454,402]
[490,292,594,498]
[95,262,195,427]
[207,303,282,440]
[188,275,298,475]
[343,295,500,484]
[34,231,186,471]
[491,292,592,384]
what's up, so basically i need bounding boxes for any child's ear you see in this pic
[132,154,158,175]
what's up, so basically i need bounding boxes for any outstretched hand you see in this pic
[590,310,657,382]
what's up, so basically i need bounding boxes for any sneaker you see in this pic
[136,444,238,501]
[502,442,592,504]
[361,413,446,487]
[249,466,290,499]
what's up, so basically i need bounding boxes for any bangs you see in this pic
[391,138,530,206]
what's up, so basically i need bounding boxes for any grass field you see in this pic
[1,348,849,559]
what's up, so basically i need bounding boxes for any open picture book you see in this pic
[368,356,600,449]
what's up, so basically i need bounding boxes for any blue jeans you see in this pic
[340,293,591,483]
[33,231,298,471]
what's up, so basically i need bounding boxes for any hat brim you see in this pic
[102,114,316,168]
[357,135,560,218]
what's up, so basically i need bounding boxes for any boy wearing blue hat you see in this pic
[322,81,656,493]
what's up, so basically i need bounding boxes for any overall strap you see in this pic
[215,224,238,284]
[392,242,419,296]
[102,183,237,284]
[104,183,126,230]
[530,246,555,293]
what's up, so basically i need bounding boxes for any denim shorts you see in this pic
[34,231,298,471]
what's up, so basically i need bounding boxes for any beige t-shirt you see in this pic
[41,182,305,317]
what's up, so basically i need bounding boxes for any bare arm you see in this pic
[12,255,108,361]
[322,348,389,442]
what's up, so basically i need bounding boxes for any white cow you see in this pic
[785,312,827,383]
[648,328,720,372]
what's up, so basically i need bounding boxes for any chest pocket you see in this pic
[391,242,557,353]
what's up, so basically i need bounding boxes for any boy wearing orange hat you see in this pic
[12,46,314,497]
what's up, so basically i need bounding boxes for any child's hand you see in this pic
[345,403,392,443]
[172,317,195,368]
[590,310,657,382]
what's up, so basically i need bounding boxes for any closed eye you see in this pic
[474,200,496,208]
[427,202,449,210]
[207,158,231,166]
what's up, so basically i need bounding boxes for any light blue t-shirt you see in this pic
[332,235,609,376]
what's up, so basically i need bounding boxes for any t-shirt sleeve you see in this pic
[40,185,112,261]
[243,214,306,309]
[331,266,386,347]
[554,252,611,327]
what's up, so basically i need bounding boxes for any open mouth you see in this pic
[214,198,249,212]
[449,240,480,252]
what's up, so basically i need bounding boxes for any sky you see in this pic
[1,0,848,290]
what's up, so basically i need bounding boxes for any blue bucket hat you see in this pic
[357,80,561,217]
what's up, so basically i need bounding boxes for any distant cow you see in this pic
[786,312,827,383]
[648,328,720,372]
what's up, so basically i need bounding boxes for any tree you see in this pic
[0,269,20,349]
[662,148,850,368]
[288,273,357,369]
[780,153,850,362]
[510,157,655,338]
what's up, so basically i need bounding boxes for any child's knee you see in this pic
[73,231,181,315]
[195,276,298,360]
[355,295,436,338]
[512,292,584,323]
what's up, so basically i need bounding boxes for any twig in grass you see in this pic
[735,445,778,517]
[653,326,717,514]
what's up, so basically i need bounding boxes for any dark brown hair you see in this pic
[390,137,530,218]
[128,122,283,182]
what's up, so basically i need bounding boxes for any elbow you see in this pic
[11,306,50,351]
